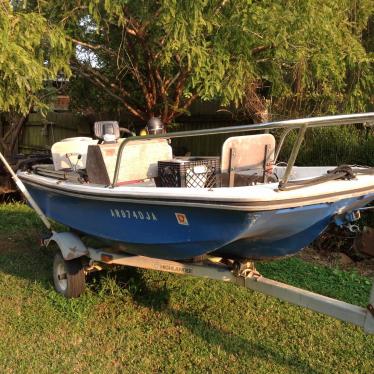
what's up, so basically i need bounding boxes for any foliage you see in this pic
[1,1,372,126]
[270,0,374,118]
[278,125,374,166]
[0,1,71,157]
[0,1,71,115]
[42,0,373,125]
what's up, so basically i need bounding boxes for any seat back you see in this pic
[221,134,276,174]
[86,138,172,185]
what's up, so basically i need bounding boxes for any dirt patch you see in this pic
[0,236,22,253]
[0,174,16,195]
[297,246,374,277]
[0,230,39,254]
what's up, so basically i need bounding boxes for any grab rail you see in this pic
[111,113,374,188]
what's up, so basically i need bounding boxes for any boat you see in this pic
[3,116,374,332]
[15,113,374,261]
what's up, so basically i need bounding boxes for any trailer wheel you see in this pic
[53,252,85,298]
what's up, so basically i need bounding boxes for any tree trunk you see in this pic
[0,113,29,161]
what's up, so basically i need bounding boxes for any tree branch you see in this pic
[154,68,169,122]
[69,37,118,58]
[168,93,199,123]
[9,114,29,154]
[78,69,145,120]
[165,72,181,91]
[73,62,131,99]
[3,114,28,143]
[124,37,154,113]
[169,72,188,117]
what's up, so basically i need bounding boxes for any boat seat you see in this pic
[86,138,172,185]
[221,134,276,186]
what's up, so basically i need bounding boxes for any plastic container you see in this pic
[158,157,220,188]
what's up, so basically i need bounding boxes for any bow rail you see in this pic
[111,113,374,188]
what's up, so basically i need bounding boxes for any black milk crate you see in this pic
[158,157,220,188]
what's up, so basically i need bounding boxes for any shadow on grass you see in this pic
[0,202,318,373]
[0,244,54,287]
[0,251,319,373]
[110,267,320,374]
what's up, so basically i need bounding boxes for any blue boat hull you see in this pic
[24,182,372,260]
[214,206,334,259]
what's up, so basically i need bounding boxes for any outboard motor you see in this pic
[146,117,165,135]
[94,121,120,143]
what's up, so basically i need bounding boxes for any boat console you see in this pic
[85,138,172,185]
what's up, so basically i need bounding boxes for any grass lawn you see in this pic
[0,203,373,373]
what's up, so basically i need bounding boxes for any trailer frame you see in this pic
[44,230,374,334]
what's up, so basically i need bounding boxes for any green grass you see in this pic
[0,203,373,373]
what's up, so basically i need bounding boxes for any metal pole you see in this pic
[274,128,294,163]
[0,152,51,230]
[85,246,374,333]
[245,275,373,333]
[111,113,374,186]
[278,125,307,189]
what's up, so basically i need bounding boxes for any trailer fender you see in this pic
[44,231,89,260]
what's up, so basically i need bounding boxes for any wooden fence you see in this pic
[8,112,374,165]
[17,112,91,154]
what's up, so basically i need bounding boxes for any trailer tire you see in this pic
[53,252,85,298]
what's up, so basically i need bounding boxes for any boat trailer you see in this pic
[42,229,374,334]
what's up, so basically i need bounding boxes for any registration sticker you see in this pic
[175,213,189,226]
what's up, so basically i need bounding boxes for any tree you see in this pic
[49,0,269,124]
[0,1,71,157]
[268,0,374,118]
[2,0,373,138]
[43,0,373,126]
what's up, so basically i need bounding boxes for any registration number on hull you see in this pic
[110,209,158,221]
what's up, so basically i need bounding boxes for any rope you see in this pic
[278,165,374,191]
[327,165,356,180]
